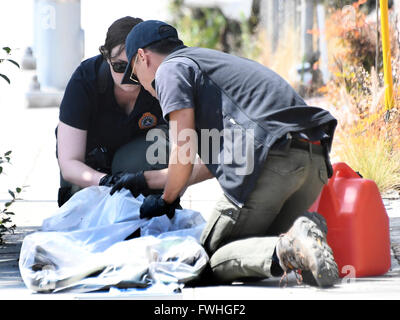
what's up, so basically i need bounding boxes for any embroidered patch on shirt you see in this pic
[138,112,157,129]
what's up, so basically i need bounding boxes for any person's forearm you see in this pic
[187,159,213,185]
[144,161,213,190]
[59,159,106,187]
[163,162,193,203]
[143,168,168,189]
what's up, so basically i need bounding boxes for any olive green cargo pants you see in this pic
[200,147,328,282]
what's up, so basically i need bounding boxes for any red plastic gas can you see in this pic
[309,162,391,278]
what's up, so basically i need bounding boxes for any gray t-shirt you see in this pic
[155,57,199,119]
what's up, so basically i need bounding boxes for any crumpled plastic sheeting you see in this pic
[19,187,208,293]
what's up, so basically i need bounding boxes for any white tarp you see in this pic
[19,186,208,293]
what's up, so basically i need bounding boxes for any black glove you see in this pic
[140,194,180,220]
[109,171,149,198]
[99,172,125,187]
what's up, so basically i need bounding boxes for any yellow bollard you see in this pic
[380,0,394,111]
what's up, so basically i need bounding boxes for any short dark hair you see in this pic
[99,16,143,60]
[144,37,184,55]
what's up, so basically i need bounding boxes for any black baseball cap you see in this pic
[121,20,179,85]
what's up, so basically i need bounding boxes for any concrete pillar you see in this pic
[317,3,329,83]
[282,0,302,57]
[33,0,84,90]
[259,0,280,53]
[300,0,314,61]
[283,0,301,32]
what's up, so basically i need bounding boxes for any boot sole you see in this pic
[302,218,339,288]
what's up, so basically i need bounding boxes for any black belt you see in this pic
[271,137,324,155]
[290,139,324,155]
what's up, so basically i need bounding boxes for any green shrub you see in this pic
[0,48,24,243]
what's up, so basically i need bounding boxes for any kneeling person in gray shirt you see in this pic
[115,20,339,288]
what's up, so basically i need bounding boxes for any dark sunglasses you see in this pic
[110,61,128,73]
[110,60,140,85]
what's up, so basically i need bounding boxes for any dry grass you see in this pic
[329,66,400,193]
[334,119,400,192]
[319,2,400,193]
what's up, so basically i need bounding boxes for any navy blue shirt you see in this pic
[59,55,165,157]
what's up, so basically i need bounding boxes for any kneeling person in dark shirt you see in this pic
[56,16,212,206]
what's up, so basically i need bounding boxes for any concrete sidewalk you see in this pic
[1,67,400,300]
[0,215,399,300]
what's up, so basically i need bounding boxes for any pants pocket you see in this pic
[319,167,328,185]
[266,153,306,177]
[201,205,240,256]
